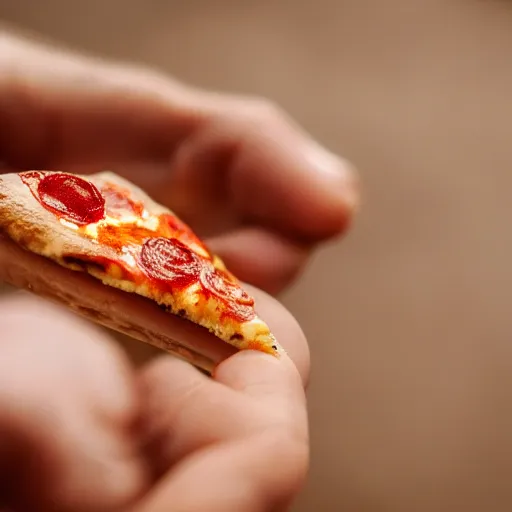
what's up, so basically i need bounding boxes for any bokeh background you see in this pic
[2,1,512,510]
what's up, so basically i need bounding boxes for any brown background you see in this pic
[1,1,512,510]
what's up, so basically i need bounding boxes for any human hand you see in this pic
[0,30,359,295]
[0,288,309,512]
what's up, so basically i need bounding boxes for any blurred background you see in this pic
[1,0,512,510]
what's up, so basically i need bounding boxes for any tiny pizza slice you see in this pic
[0,170,282,372]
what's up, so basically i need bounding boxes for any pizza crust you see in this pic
[0,170,282,367]
[0,232,235,373]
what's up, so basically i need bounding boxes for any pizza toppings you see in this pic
[222,301,257,322]
[21,172,105,225]
[200,266,256,322]
[9,170,280,359]
[200,266,254,306]
[97,223,157,252]
[101,182,145,219]
[19,170,256,314]
[139,237,201,288]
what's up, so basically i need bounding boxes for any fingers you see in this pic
[226,99,359,241]
[0,31,199,170]
[0,32,359,242]
[164,94,359,292]
[213,350,304,407]
[137,355,308,512]
[135,431,308,512]
[0,31,358,292]
[206,227,309,294]
[0,295,149,511]
[138,358,250,472]
[137,291,309,478]
[168,95,359,242]
[139,354,306,471]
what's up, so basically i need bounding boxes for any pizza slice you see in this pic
[0,170,282,372]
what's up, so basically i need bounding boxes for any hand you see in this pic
[0,30,359,295]
[0,290,309,512]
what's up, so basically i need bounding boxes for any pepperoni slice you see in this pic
[25,173,106,225]
[222,302,257,322]
[200,266,255,308]
[139,237,201,288]
[200,266,256,322]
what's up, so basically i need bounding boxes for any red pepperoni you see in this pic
[200,266,255,311]
[221,302,257,323]
[139,237,201,288]
[21,172,106,225]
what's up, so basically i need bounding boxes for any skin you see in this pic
[0,30,359,511]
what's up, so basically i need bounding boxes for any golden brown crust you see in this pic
[0,170,282,366]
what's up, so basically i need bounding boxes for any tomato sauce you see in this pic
[139,237,201,289]
[19,171,255,323]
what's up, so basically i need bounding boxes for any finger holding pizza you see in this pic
[0,27,359,372]
[0,29,359,294]
[0,168,307,371]
[0,289,308,512]
[0,27,356,510]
